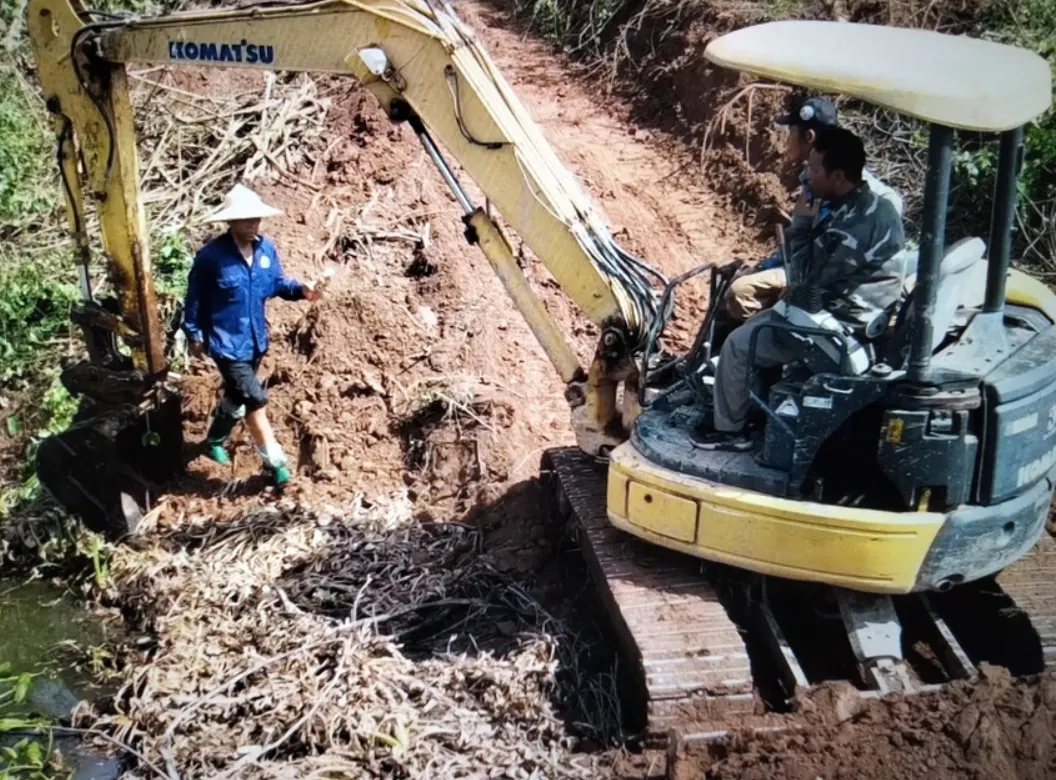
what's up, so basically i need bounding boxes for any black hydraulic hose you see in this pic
[638,262,712,408]
[55,119,82,235]
[71,21,126,185]
[55,118,94,301]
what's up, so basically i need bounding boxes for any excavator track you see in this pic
[997,533,1056,670]
[547,446,1056,744]
[545,447,758,742]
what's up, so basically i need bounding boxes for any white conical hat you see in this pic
[206,184,283,222]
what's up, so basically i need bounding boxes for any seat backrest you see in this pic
[898,236,988,351]
[930,237,988,350]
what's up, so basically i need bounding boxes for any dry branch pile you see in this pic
[133,70,330,231]
[85,495,601,778]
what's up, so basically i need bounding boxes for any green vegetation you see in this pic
[983,0,1056,266]
[0,20,80,515]
[0,375,78,518]
[0,664,36,713]
[0,72,52,221]
[0,730,63,780]
[0,265,78,385]
[0,664,64,780]
[0,25,76,387]
[154,231,194,296]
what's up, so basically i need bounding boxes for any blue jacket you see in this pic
[183,233,305,361]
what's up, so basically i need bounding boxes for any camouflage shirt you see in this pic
[786,181,907,333]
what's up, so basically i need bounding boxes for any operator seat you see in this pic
[887,236,988,362]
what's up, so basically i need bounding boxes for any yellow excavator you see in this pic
[28,0,1056,740]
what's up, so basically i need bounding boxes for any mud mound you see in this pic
[669,666,1056,780]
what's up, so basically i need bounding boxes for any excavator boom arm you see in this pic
[28,0,663,391]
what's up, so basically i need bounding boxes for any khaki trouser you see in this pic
[713,310,804,432]
[725,267,787,321]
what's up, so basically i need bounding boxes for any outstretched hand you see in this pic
[304,269,333,302]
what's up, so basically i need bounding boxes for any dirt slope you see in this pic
[671,666,1056,780]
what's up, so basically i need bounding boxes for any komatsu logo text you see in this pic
[168,40,274,64]
[1017,443,1056,488]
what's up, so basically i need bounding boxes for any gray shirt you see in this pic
[786,181,907,333]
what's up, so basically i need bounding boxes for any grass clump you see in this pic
[0,72,53,222]
[0,262,78,385]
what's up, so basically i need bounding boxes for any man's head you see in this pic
[228,218,262,244]
[777,96,839,164]
[806,126,866,202]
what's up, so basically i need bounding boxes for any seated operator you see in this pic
[695,126,906,452]
[724,95,904,323]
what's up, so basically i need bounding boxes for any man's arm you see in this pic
[267,247,307,301]
[783,190,822,286]
[183,250,210,351]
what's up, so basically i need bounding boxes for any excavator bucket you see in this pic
[36,389,183,541]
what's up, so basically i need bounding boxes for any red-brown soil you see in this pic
[670,666,1056,780]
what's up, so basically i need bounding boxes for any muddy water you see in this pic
[0,580,123,779]
[0,580,115,716]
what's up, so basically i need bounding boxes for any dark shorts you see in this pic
[215,354,268,412]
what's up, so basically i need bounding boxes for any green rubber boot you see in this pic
[205,406,240,465]
[207,443,232,465]
[270,464,291,487]
[258,445,291,488]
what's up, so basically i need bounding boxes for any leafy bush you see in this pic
[0,262,77,383]
[155,231,195,295]
[0,73,54,222]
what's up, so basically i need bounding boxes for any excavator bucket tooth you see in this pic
[36,393,183,541]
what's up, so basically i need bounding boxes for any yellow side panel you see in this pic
[606,470,628,519]
[607,443,945,594]
[627,482,697,543]
[1006,268,1056,323]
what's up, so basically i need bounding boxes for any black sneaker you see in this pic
[690,428,753,452]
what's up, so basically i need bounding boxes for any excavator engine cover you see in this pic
[36,391,183,541]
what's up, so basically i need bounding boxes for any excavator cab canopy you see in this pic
[704,20,1053,386]
[703,20,1052,132]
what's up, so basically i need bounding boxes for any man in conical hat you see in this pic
[182,184,321,487]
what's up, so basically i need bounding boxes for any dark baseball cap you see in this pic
[776,96,838,129]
